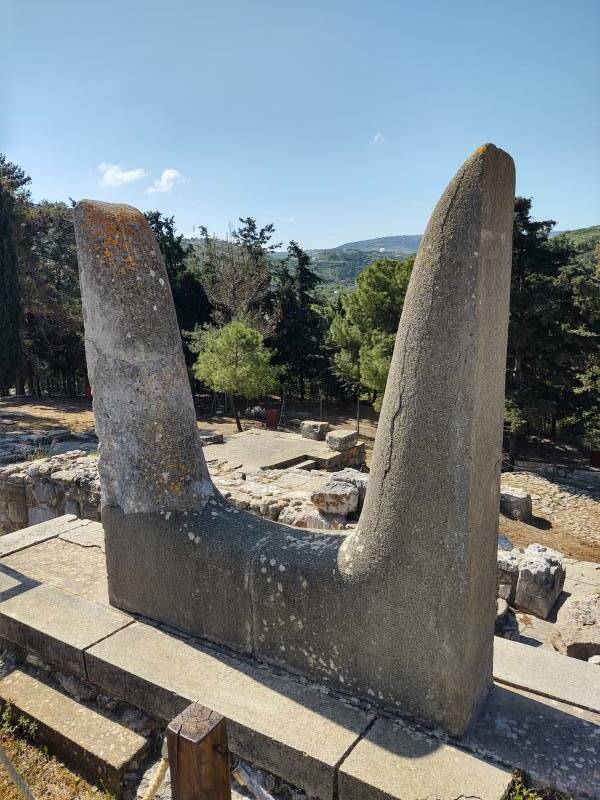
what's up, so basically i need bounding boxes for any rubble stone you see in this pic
[300,421,329,440]
[499,486,532,520]
[325,429,358,452]
[550,593,600,660]
[311,481,359,516]
[514,544,565,618]
[497,549,521,604]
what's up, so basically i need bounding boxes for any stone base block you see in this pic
[500,486,532,520]
[326,429,358,452]
[300,421,330,440]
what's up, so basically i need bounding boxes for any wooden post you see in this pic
[167,703,231,800]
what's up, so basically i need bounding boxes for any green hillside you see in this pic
[553,225,600,269]
[307,235,421,285]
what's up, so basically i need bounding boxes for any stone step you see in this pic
[0,513,81,557]
[0,669,148,797]
[494,636,600,713]
[0,582,132,677]
[86,622,373,800]
[339,717,512,800]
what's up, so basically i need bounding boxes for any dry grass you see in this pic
[0,729,113,800]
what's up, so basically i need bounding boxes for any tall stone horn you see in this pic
[349,143,515,568]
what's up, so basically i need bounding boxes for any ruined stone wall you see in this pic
[0,451,367,535]
[0,452,101,534]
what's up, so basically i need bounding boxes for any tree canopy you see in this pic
[329,255,414,407]
[190,320,279,430]
[506,198,600,444]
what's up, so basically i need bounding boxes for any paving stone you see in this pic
[1,537,110,605]
[0,513,80,556]
[0,566,37,602]
[462,683,600,800]
[0,669,147,796]
[494,636,600,713]
[86,621,374,800]
[59,521,105,551]
[0,583,131,677]
[338,716,512,800]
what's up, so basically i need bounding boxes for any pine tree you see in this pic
[329,256,414,408]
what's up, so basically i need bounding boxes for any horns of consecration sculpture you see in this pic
[73,143,515,567]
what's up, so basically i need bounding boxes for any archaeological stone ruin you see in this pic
[74,143,515,736]
[0,144,597,800]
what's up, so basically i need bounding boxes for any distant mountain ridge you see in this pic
[334,234,422,254]
[183,225,598,288]
[306,234,421,285]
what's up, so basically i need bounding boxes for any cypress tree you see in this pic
[0,183,22,391]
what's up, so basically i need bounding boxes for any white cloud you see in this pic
[372,132,386,145]
[146,168,185,194]
[97,162,149,187]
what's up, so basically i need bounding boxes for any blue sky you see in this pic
[3,0,599,249]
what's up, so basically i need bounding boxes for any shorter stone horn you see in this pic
[73,201,212,515]
[75,143,515,736]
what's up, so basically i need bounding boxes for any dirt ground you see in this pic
[499,470,600,562]
[0,396,372,441]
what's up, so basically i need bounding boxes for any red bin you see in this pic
[265,409,280,430]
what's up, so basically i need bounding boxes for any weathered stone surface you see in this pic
[325,429,357,452]
[0,583,131,676]
[0,669,147,796]
[0,452,100,534]
[74,200,212,515]
[300,421,329,440]
[312,145,514,731]
[462,683,600,800]
[514,543,565,618]
[499,486,532,520]
[494,636,600,713]
[550,593,600,660]
[329,468,369,503]
[589,654,600,665]
[76,145,515,737]
[2,534,109,605]
[86,622,374,800]
[338,717,512,800]
[311,481,359,515]
[497,548,521,603]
